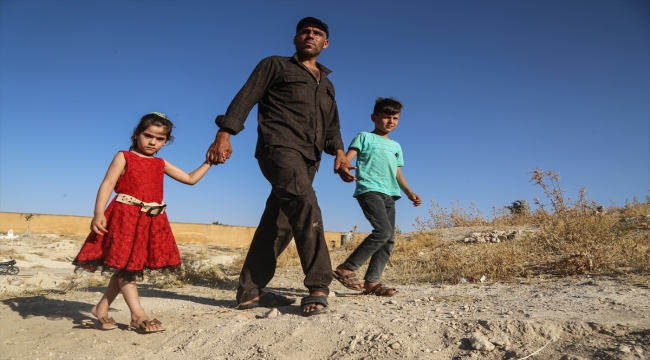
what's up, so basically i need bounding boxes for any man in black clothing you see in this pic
[206,17,354,316]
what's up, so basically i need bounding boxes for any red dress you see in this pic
[73,151,181,277]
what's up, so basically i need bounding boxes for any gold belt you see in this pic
[115,194,166,216]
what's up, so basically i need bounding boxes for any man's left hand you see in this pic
[334,151,355,182]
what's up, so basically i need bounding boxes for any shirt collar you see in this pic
[291,53,332,76]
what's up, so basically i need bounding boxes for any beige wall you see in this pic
[0,212,350,248]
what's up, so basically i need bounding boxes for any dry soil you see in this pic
[0,234,648,360]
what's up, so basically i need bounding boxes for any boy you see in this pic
[333,97,421,296]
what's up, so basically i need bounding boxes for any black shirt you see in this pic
[216,54,344,161]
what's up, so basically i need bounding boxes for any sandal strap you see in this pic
[339,272,362,284]
[141,318,162,327]
[371,284,396,295]
[98,316,116,325]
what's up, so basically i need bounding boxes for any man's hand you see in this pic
[334,150,356,182]
[206,129,233,165]
[408,193,422,207]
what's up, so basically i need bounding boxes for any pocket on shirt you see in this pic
[282,75,307,83]
[319,85,335,114]
[277,75,308,101]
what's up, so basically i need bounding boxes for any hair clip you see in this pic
[150,112,169,120]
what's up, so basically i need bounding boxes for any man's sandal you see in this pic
[128,318,165,334]
[236,292,295,310]
[332,270,364,290]
[300,295,329,317]
[363,283,398,297]
[82,316,117,331]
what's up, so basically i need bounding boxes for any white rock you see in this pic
[469,334,495,351]
[489,334,511,347]
[617,345,631,353]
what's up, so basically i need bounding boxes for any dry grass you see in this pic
[0,249,26,261]
[273,169,650,284]
[61,274,110,292]
[148,254,237,289]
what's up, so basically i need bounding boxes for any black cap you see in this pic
[296,17,329,38]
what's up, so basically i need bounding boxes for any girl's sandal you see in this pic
[129,318,165,334]
[82,316,117,330]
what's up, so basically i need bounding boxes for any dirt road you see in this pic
[1,235,648,359]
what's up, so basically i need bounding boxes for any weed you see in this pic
[0,249,26,261]
[414,200,489,229]
[148,255,236,289]
[273,169,650,284]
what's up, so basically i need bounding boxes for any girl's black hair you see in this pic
[129,113,175,151]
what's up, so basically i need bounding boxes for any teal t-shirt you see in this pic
[350,132,404,198]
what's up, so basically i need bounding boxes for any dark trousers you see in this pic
[344,191,396,283]
[236,146,332,303]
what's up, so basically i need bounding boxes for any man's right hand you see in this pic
[206,129,233,165]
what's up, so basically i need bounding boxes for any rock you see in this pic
[469,334,495,351]
[617,345,631,353]
[256,308,279,319]
[389,341,401,349]
[489,334,511,347]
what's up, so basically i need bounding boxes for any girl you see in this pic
[73,112,212,334]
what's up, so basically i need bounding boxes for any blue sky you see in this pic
[1,0,648,233]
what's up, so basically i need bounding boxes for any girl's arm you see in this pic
[337,148,359,182]
[164,160,211,185]
[91,152,127,234]
[396,167,422,207]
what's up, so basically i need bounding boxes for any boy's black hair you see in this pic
[373,97,403,115]
[129,113,175,151]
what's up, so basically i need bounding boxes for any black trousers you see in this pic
[236,146,333,303]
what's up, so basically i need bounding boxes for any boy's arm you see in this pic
[164,160,212,185]
[396,167,421,206]
[91,152,127,234]
[336,148,358,182]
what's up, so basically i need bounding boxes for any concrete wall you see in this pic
[0,212,350,248]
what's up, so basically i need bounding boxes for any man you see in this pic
[206,17,353,316]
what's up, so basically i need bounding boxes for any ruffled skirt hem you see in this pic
[72,260,180,282]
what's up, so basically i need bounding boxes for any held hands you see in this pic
[206,130,233,165]
[334,151,356,183]
[90,214,108,235]
[408,192,422,207]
